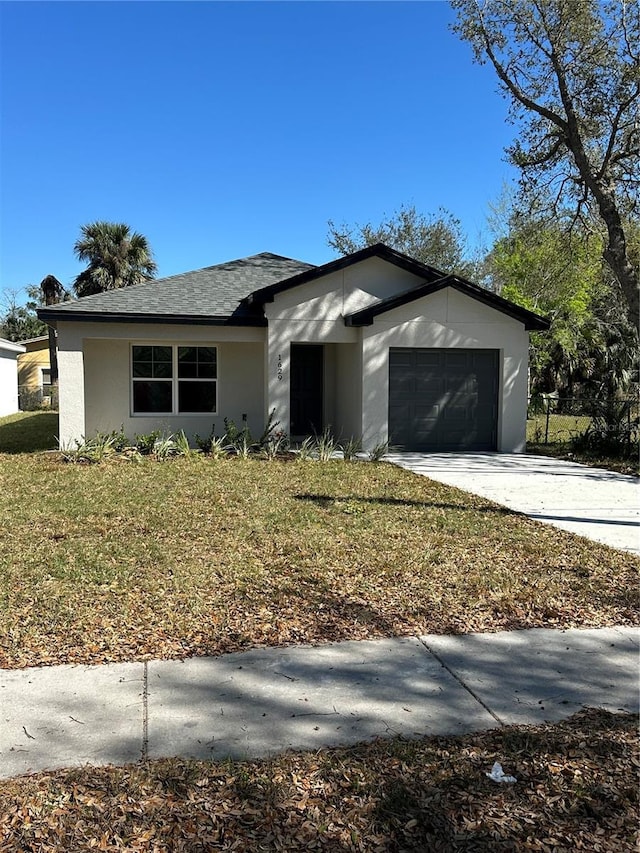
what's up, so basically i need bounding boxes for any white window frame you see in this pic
[130,343,218,416]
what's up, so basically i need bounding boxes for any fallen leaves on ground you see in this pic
[0,457,637,669]
[1,708,637,852]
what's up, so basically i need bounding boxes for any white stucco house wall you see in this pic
[38,244,548,452]
[0,338,26,417]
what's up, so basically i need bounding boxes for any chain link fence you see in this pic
[527,396,639,454]
[18,385,59,412]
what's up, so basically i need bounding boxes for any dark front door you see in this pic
[388,348,499,451]
[290,344,323,436]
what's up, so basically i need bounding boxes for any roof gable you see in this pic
[344,273,550,331]
[245,243,445,306]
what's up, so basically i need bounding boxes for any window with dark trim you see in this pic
[131,345,217,414]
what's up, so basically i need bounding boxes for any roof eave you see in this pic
[37,309,267,327]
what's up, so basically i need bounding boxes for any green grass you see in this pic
[526,413,639,475]
[0,453,636,669]
[1,708,637,851]
[0,410,59,453]
[526,413,592,444]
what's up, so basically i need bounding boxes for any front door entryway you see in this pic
[290,344,323,436]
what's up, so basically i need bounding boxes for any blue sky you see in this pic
[0,1,517,300]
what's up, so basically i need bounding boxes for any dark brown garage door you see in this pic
[388,348,499,451]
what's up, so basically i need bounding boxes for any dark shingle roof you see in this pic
[39,253,316,325]
[38,244,549,332]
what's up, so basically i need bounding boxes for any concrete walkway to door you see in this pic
[386,452,640,556]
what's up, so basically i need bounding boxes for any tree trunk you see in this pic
[47,325,58,387]
[600,211,640,333]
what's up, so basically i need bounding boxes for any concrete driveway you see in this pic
[386,452,640,556]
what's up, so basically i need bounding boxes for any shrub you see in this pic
[342,436,362,461]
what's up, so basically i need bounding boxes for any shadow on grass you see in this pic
[294,492,514,514]
[0,411,59,453]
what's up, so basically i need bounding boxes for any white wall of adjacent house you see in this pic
[0,341,25,417]
[55,320,266,446]
[360,287,529,452]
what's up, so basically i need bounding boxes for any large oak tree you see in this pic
[451,0,639,329]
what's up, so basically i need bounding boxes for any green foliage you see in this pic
[571,400,639,460]
[296,435,316,461]
[341,436,362,462]
[260,431,290,461]
[223,417,256,456]
[257,408,280,446]
[135,430,163,455]
[327,204,474,276]
[451,0,639,327]
[59,432,123,464]
[73,221,157,297]
[485,212,639,402]
[0,292,47,342]
[314,426,338,462]
[367,440,390,463]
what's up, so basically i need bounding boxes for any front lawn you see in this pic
[1,708,637,852]
[0,454,637,669]
[0,410,59,453]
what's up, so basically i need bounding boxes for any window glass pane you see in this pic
[178,361,198,379]
[178,346,217,379]
[178,347,196,362]
[133,380,172,413]
[132,346,173,379]
[133,361,153,378]
[133,345,152,362]
[178,381,216,413]
[153,361,173,379]
[196,363,216,379]
[154,346,172,363]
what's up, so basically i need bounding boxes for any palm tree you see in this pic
[73,221,157,297]
[40,274,65,391]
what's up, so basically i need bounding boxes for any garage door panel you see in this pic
[388,403,411,446]
[388,348,498,452]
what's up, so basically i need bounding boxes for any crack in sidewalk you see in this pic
[418,637,505,727]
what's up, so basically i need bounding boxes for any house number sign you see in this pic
[277,354,283,381]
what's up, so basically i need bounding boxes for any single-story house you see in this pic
[38,243,548,452]
[17,335,54,409]
[0,338,26,418]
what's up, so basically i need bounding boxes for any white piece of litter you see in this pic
[486,761,517,783]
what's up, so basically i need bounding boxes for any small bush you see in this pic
[135,430,163,455]
[315,426,338,461]
[342,436,362,461]
[368,440,390,462]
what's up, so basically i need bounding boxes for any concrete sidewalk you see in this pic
[386,452,640,555]
[1,626,638,779]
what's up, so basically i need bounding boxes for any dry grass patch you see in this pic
[0,455,637,669]
[1,709,637,852]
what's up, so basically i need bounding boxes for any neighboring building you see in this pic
[17,335,55,410]
[38,244,549,451]
[0,338,26,417]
